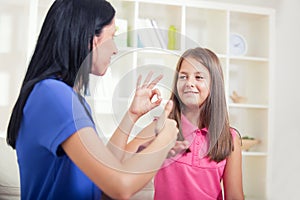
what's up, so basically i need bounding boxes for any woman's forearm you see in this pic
[107,111,139,160]
[122,122,156,160]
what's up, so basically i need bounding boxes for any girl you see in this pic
[125,47,244,199]
[6,0,178,199]
[154,47,244,200]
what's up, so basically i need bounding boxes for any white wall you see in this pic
[271,0,300,199]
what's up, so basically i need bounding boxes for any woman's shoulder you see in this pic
[38,78,71,90]
[28,78,74,106]
[34,78,73,96]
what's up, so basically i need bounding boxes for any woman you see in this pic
[6,0,178,199]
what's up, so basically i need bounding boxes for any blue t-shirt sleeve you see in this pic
[25,79,95,156]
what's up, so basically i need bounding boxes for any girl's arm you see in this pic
[107,72,163,160]
[62,100,178,200]
[223,133,244,200]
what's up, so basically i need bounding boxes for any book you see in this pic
[150,19,167,49]
[136,18,167,49]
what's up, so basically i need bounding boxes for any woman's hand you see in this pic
[167,140,190,158]
[143,100,189,156]
[108,72,163,159]
[153,100,189,157]
[128,71,163,121]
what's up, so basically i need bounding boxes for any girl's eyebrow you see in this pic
[179,71,205,75]
[195,70,209,74]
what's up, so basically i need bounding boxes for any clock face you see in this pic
[229,33,247,56]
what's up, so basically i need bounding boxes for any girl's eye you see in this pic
[195,75,204,80]
[195,74,205,80]
[178,75,187,80]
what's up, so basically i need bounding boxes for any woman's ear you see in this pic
[92,35,102,49]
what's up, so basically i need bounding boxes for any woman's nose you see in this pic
[112,41,118,54]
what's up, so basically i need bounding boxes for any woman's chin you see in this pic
[100,68,108,76]
[92,66,109,76]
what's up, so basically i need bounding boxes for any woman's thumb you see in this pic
[163,100,173,118]
[155,100,173,135]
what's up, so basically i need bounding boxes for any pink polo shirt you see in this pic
[154,115,237,200]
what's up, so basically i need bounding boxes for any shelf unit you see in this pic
[0,0,275,199]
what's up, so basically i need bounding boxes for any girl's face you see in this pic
[91,17,117,76]
[177,57,211,110]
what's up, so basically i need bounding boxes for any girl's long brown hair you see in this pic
[170,47,233,162]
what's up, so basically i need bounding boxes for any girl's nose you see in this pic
[185,79,195,88]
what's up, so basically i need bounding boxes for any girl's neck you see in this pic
[182,107,200,127]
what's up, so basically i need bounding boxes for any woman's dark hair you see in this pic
[170,47,233,162]
[7,0,115,148]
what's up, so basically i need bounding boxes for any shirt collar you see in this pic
[181,114,208,137]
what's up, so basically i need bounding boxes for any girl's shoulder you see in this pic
[230,127,241,139]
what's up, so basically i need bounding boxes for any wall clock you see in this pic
[229,33,247,56]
